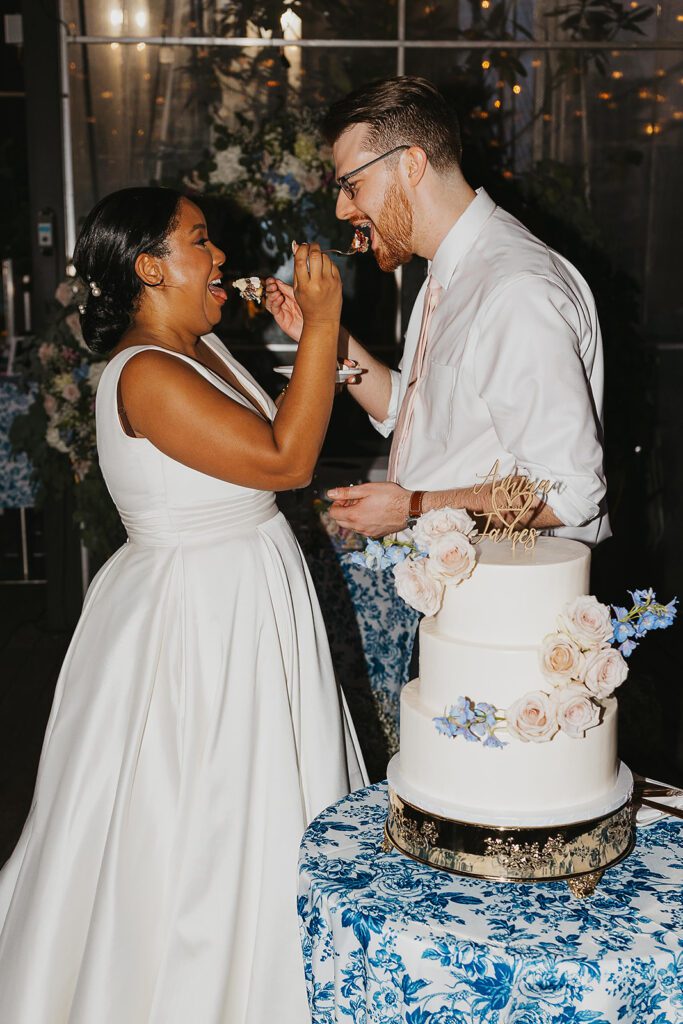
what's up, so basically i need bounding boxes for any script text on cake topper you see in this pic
[473,461,554,550]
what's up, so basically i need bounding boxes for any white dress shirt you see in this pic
[371,188,610,545]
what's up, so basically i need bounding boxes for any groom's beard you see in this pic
[373,183,414,273]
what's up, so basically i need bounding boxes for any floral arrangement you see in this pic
[34,278,105,482]
[10,277,124,563]
[348,507,479,616]
[435,589,677,748]
[187,104,340,262]
[351,507,676,746]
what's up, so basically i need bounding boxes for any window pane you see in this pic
[63,0,400,40]
[406,0,680,45]
[404,46,683,339]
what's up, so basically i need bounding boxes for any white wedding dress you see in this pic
[0,335,367,1023]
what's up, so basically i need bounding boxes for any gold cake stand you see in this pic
[383,784,636,897]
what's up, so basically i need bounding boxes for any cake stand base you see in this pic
[385,785,635,896]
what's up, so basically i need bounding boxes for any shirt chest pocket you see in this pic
[416,359,456,443]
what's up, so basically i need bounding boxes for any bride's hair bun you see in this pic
[72,187,183,355]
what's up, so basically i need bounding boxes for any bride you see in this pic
[0,187,367,1023]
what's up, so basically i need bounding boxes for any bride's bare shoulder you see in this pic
[118,347,209,404]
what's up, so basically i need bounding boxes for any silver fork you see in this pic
[321,247,364,256]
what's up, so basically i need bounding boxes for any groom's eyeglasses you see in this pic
[336,145,410,200]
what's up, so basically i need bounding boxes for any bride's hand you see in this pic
[292,242,342,328]
[264,277,304,343]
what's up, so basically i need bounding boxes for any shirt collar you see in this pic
[429,187,497,290]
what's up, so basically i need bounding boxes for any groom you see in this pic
[266,76,609,545]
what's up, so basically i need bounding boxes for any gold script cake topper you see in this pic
[473,461,554,551]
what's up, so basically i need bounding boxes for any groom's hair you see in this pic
[322,76,462,173]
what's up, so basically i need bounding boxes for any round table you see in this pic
[298,782,683,1023]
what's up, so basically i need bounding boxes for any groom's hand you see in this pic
[264,278,304,343]
[327,482,411,537]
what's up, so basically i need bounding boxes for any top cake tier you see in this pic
[437,537,590,646]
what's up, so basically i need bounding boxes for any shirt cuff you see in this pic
[543,478,603,529]
[368,369,401,437]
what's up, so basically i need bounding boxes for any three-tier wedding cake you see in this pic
[380,508,639,887]
[387,536,632,828]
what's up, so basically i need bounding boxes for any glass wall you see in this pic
[62,0,683,347]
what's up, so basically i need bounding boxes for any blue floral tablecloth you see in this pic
[0,378,37,508]
[298,782,683,1024]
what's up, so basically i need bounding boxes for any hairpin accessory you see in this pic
[78,303,86,315]
[88,280,102,298]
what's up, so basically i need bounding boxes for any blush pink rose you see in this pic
[551,683,601,738]
[393,558,443,616]
[540,632,585,685]
[559,595,613,650]
[506,690,559,743]
[583,647,629,699]
[412,507,477,549]
[425,532,477,585]
[61,381,80,403]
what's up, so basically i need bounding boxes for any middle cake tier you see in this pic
[419,616,552,709]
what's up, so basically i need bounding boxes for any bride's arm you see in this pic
[119,244,341,491]
[265,277,393,423]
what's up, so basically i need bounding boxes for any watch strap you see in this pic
[408,490,425,520]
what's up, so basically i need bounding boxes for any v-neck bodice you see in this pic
[95,335,280,542]
[196,334,274,422]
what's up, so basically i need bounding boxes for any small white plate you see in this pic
[636,777,683,826]
[274,365,360,383]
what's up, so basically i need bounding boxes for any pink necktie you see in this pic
[387,276,442,483]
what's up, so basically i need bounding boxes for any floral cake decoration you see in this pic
[350,506,677,746]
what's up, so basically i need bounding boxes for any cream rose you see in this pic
[426,532,477,585]
[551,683,601,738]
[393,558,443,616]
[540,632,585,685]
[505,690,559,743]
[559,595,613,650]
[583,647,629,699]
[412,507,477,549]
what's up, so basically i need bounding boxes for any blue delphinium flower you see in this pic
[611,619,635,644]
[434,716,459,738]
[610,589,677,656]
[483,733,506,749]
[348,533,420,574]
[619,638,638,658]
[384,544,410,566]
[433,697,507,747]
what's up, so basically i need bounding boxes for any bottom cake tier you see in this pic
[398,678,622,827]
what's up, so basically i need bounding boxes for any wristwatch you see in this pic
[406,490,425,528]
